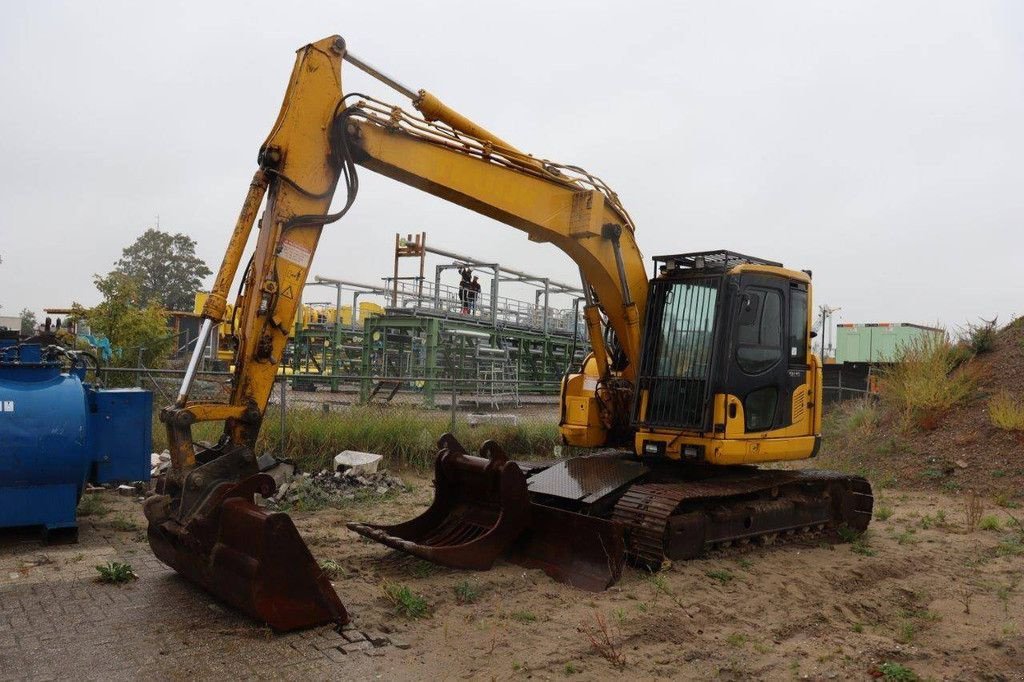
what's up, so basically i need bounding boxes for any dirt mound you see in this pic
[819,319,1024,504]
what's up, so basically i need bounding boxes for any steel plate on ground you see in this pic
[527,455,648,503]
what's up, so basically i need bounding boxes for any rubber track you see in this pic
[611,469,873,568]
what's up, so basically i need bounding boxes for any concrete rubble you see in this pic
[333,450,383,476]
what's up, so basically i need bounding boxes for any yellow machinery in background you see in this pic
[145,36,872,631]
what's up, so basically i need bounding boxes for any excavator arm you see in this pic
[146,35,649,630]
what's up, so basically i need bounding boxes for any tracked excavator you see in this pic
[145,36,873,632]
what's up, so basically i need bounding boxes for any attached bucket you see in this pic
[509,504,625,592]
[347,434,530,570]
[147,473,348,632]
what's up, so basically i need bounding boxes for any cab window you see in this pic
[735,288,783,374]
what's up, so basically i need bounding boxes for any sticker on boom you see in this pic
[278,240,313,268]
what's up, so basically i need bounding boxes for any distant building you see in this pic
[0,316,20,332]
[835,322,944,363]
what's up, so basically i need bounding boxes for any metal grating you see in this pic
[653,250,781,274]
[634,276,720,430]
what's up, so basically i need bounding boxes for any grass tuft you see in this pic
[96,561,137,584]
[705,569,734,583]
[381,581,430,619]
[454,580,482,604]
[78,494,109,518]
[879,661,919,681]
[988,392,1024,431]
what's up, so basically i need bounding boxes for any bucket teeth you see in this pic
[348,434,530,570]
[147,472,348,632]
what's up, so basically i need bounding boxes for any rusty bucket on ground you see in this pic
[347,434,530,569]
[348,434,627,592]
[146,470,348,632]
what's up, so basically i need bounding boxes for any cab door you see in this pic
[722,274,794,432]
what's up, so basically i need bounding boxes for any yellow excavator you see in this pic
[145,36,873,632]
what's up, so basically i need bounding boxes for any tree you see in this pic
[112,228,212,311]
[76,271,174,377]
[19,308,36,335]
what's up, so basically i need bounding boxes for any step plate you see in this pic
[527,456,648,504]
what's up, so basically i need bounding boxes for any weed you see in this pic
[877,333,976,431]
[109,514,140,532]
[510,610,537,624]
[851,536,876,556]
[581,611,625,668]
[752,641,772,654]
[965,492,984,533]
[318,559,344,580]
[95,561,137,584]
[454,580,482,604]
[896,621,916,643]
[875,506,894,521]
[936,509,947,525]
[896,529,918,545]
[996,536,1024,556]
[962,317,998,356]
[994,493,1021,509]
[878,661,919,682]
[613,608,626,625]
[988,392,1024,431]
[381,581,430,619]
[979,515,1001,531]
[837,526,861,543]
[957,586,974,614]
[635,602,648,613]
[725,632,747,647]
[78,494,109,518]
[705,569,734,583]
[845,398,880,433]
[737,557,753,570]
[852,623,864,633]
[942,480,962,493]
[918,514,935,529]
[563,662,581,675]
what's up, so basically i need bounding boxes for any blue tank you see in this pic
[0,342,152,537]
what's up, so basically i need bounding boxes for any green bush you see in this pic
[878,333,976,430]
[963,318,998,355]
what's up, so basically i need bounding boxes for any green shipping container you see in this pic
[835,323,944,363]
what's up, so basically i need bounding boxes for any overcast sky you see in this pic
[1,1,1021,338]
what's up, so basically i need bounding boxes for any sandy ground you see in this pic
[2,479,1022,681]
[300,477,1023,681]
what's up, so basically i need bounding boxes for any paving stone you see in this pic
[341,629,366,643]
[322,646,348,662]
[389,638,412,650]
[341,640,373,654]
[363,630,390,647]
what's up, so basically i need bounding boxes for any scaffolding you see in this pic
[286,232,590,403]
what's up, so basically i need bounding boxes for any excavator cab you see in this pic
[632,250,820,464]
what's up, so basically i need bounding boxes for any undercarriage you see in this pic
[347,435,874,590]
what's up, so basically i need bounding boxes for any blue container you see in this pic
[0,343,152,537]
